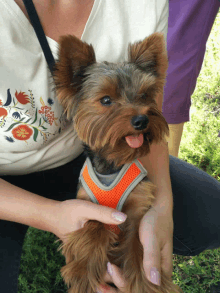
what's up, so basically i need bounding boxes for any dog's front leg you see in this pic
[113,180,156,292]
[59,186,118,293]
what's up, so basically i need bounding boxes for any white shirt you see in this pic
[0,0,168,175]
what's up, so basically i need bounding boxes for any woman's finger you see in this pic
[142,234,161,286]
[139,219,161,286]
[96,262,127,293]
[80,200,127,227]
[107,263,127,292]
[161,241,173,278]
[96,266,117,293]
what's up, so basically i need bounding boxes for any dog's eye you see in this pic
[140,93,148,100]
[100,96,112,106]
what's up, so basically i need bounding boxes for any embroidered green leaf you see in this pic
[31,109,38,125]
[4,117,25,132]
[33,128,39,142]
[40,97,45,106]
[25,118,32,124]
[41,126,47,130]
[39,118,42,126]
[5,122,21,132]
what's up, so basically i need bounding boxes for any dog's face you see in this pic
[54,33,169,166]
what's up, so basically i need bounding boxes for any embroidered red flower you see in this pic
[39,105,55,125]
[12,125,33,140]
[0,107,8,118]
[15,91,30,105]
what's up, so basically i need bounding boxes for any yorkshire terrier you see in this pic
[54,32,182,293]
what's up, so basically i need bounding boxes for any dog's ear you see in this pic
[128,32,168,78]
[54,35,96,118]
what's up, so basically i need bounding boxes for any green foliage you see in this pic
[18,228,67,293]
[172,249,220,293]
[180,106,220,179]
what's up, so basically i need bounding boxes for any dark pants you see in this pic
[1,154,220,292]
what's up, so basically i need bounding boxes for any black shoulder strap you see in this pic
[22,0,55,74]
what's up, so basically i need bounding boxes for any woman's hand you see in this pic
[51,199,127,243]
[96,203,174,292]
[139,203,174,284]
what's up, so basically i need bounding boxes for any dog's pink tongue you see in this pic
[125,134,144,148]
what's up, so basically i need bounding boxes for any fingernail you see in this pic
[107,262,113,276]
[112,212,127,222]
[150,267,161,286]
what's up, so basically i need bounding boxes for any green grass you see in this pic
[18,229,67,293]
[18,11,220,293]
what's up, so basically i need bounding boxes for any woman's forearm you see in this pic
[139,140,173,211]
[0,178,59,233]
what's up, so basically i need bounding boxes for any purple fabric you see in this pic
[162,0,220,124]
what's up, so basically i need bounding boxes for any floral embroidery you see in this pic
[0,107,8,127]
[48,98,54,106]
[38,97,58,126]
[0,107,7,118]
[1,89,61,144]
[12,125,33,141]
[12,112,21,119]
[39,105,55,125]
[15,91,30,105]
[5,136,15,142]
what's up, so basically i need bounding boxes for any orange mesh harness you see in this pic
[79,158,148,235]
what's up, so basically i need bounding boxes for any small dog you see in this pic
[54,33,182,293]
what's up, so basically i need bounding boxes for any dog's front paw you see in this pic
[59,220,118,293]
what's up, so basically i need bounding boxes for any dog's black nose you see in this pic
[131,115,149,130]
